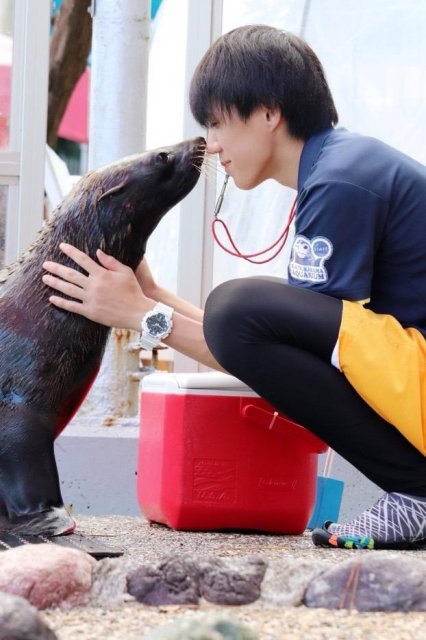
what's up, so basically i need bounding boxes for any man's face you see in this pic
[206,107,278,190]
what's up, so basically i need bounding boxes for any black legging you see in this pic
[203,278,426,496]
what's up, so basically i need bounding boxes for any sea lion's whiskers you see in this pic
[191,162,220,187]
[202,159,226,176]
[192,164,216,186]
[192,164,206,176]
[198,155,225,171]
[197,163,219,180]
[201,155,219,166]
[192,161,211,175]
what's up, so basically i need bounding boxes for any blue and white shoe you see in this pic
[312,492,426,550]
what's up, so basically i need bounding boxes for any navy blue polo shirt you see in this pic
[288,127,426,336]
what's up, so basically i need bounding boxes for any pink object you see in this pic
[0,65,11,148]
[58,68,90,144]
[0,544,96,610]
[138,372,328,534]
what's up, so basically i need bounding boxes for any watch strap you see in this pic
[153,302,174,318]
[139,331,161,350]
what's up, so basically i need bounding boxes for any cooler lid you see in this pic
[141,371,257,395]
[176,372,251,390]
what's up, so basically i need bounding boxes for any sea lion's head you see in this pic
[59,137,206,268]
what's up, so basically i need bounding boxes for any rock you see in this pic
[0,543,96,609]
[0,591,57,639]
[198,555,267,605]
[127,556,200,605]
[127,554,267,606]
[90,556,134,607]
[142,612,258,639]
[260,557,331,606]
[304,552,426,611]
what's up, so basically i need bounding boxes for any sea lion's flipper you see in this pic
[0,506,75,536]
[0,405,76,536]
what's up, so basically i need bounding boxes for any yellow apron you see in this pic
[337,300,426,456]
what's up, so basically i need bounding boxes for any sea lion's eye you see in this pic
[156,152,169,165]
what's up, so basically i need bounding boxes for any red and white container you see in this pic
[138,372,327,534]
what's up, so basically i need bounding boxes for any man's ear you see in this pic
[265,107,283,131]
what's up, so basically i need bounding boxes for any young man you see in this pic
[42,25,426,550]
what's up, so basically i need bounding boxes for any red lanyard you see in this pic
[211,176,297,264]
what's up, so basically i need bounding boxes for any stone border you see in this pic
[92,550,426,612]
[1,544,426,639]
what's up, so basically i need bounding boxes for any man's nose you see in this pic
[206,130,221,155]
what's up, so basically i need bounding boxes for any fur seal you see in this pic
[0,137,205,535]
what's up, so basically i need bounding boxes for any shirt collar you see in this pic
[297,126,334,192]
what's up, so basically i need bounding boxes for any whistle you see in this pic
[213,175,229,217]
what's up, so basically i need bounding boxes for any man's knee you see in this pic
[203,278,259,365]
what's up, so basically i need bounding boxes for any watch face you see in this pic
[146,312,169,336]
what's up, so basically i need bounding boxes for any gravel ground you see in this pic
[41,515,426,639]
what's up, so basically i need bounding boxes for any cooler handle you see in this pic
[242,404,328,454]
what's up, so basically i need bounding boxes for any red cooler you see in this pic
[138,372,327,534]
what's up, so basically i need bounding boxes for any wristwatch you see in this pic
[139,302,174,350]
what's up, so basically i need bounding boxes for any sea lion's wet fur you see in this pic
[0,138,204,535]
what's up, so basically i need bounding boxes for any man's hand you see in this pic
[42,243,154,330]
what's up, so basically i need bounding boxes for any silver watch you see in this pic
[139,302,174,350]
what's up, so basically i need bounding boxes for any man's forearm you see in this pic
[149,285,204,322]
[162,312,226,372]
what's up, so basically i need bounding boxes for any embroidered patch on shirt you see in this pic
[289,235,333,283]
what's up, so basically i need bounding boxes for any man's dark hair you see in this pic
[189,25,338,140]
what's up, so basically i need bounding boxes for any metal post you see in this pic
[89,0,150,167]
[80,0,151,421]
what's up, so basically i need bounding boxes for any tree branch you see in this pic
[47,0,92,148]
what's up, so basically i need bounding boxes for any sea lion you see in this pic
[0,137,205,536]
